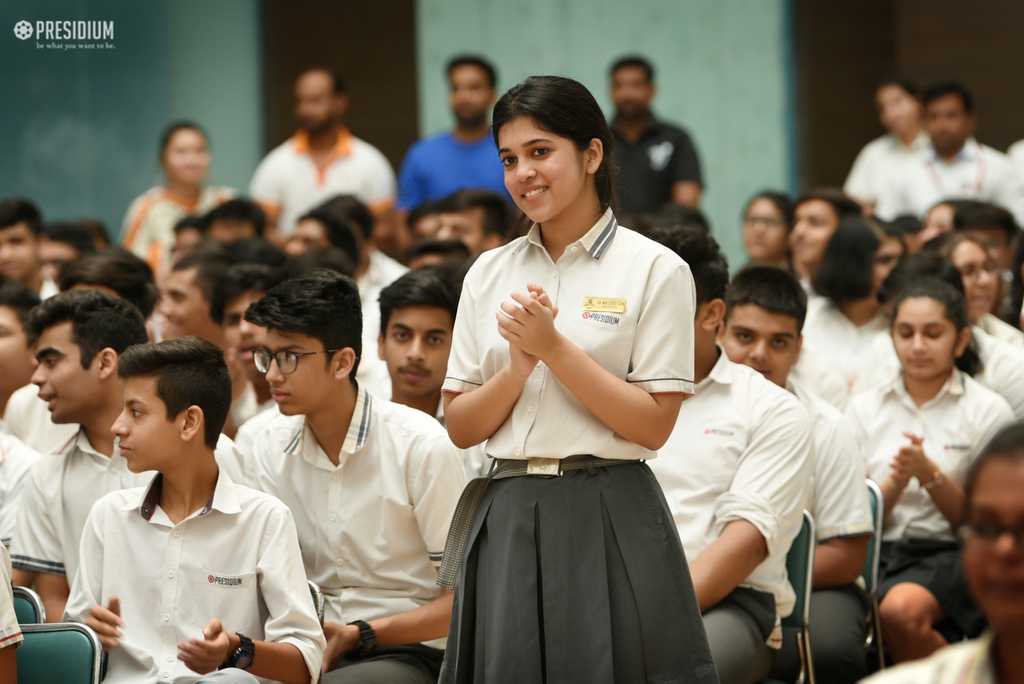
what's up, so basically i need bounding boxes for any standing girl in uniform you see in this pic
[438,76,717,683]
[846,278,1014,663]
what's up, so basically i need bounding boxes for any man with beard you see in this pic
[609,55,704,215]
[249,68,397,242]
[396,56,509,220]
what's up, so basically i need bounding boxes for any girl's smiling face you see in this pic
[497,115,601,227]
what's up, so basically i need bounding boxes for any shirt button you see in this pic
[110,467,119,474]
[514,448,522,456]
[527,405,535,413]
[552,272,558,278]
[163,614,170,622]
[535,361,542,368]
[162,672,169,679]
[167,571,174,579]
[172,530,181,538]
[336,558,345,566]
[332,473,341,481]
[329,515,337,522]
[166,655,174,662]
[570,245,578,252]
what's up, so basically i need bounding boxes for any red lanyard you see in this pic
[925,147,987,194]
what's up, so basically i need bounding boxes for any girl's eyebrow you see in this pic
[498,138,555,154]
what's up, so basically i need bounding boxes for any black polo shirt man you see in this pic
[609,56,703,215]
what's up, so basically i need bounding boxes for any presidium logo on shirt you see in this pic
[208,574,244,586]
[582,296,626,325]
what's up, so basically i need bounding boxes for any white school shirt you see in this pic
[862,630,995,684]
[0,544,22,651]
[250,382,464,648]
[64,470,325,684]
[10,428,247,580]
[443,208,697,461]
[844,131,929,207]
[358,248,410,400]
[3,383,78,455]
[875,138,1024,226]
[788,348,851,411]
[0,433,42,549]
[649,352,814,618]
[234,405,281,461]
[248,127,396,236]
[788,379,873,543]
[801,297,889,393]
[847,370,1014,542]
[975,312,1024,348]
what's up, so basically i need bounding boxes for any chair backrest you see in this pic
[308,579,325,627]
[782,510,816,629]
[13,586,46,623]
[17,622,103,684]
[862,479,884,594]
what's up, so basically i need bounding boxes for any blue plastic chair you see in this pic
[12,586,46,623]
[783,510,817,684]
[16,622,103,683]
[863,479,885,671]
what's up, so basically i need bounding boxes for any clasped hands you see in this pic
[887,432,937,489]
[496,283,562,377]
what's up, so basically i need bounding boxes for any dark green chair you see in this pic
[12,586,46,623]
[783,510,817,684]
[16,622,103,683]
[309,579,325,627]
[863,479,885,671]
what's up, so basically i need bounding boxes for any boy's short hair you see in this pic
[0,281,42,326]
[406,238,471,266]
[725,266,809,332]
[118,337,231,449]
[610,55,654,83]
[205,198,266,237]
[435,189,511,237]
[297,208,360,265]
[446,55,497,89]
[58,249,160,318]
[0,197,43,234]
[173,216,206,235]
[648,224,729,304]
[244,269,363,381]
[317,194,373,241]
[285,247,356,279]
[923,80,974,112]
[210,263,286,325]
[25,290,148,367]
[953,200,1019,243]
[227,238,287,267]
[378,265,460,336]
[43,222,97,254]
[171,249,236,303]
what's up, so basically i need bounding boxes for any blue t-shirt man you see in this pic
[396,131,509,211]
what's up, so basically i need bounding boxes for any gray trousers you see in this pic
[703,592,777,684]
[321,659,437,684]
[195,670,260,683]
[768,583,870,684]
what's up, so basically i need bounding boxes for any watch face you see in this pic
[236,653,253,670]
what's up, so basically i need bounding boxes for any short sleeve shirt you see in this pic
[121,185,236,268]
[396,131,510,211]
[250,382,465,648]
[612,116,703,215]
[843,132,929,207]
[249,127,396,236]
[650,353,814,618]
[0,545,21,651]
[443,208,697,461]
[0,433,42,548]
[847,370,1015,542]
[63,470,325,684]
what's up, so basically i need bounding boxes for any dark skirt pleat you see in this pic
[440,462,719,684]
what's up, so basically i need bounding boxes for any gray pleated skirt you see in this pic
[438,461,719,684]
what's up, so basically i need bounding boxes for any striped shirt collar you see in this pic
[131,467,241,522]
[516,207,619,260]
[885,368,966,405]
[283,380,373,461]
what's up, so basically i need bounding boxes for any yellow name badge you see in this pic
[582,297,627,314]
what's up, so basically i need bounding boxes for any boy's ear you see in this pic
[180,406,205,444]
[332,348,358,381]
[378,333,386,361]
[96,348,120,381]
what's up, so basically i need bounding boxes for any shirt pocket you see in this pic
[190,567,261,634]
[570,311,637,377]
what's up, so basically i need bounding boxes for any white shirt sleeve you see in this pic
[844,139,882,206]
[987,153,1024,228]
[362,146,398,206]
[62,496,105,623]
[0,545,22,650]
[0,438,42,548]
[248,153,285,211]
[810,412,873,541]
[10,460,65,577]
[408,435,467,567]
[626,261,697,394]
[443,264,484,394]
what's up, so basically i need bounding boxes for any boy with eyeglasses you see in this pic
[244,269,465,683]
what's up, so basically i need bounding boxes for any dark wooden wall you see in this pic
[260,0,419,170]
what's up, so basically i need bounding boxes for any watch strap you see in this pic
[220,632,256,671]
[348,619,377,658]
[922,470,945,491]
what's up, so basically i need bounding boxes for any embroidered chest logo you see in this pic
[582,311,620,326]
[704,428,734,437]
[208,574,243,586]
[944,444,970,451]
[648,141,674,172]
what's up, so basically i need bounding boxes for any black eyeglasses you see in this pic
[253,349,342,375]
[958,521,1024,550]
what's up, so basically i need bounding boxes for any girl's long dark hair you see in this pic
[891,277,983,376]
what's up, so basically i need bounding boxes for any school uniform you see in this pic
[11,428,247,582]
[0,544,22,652]
[440,209,717,684]
[63,469,325,684]
[2,383,78,455]
[788,348,851,410]
[0,433,42,549]
[250,382,464,679]
[861,630,998,684]
[847,370,1014,638]
[801,297,889,393]
[769,379,874,684]
[651,352,814,684]
[976,312,1024,348]
[357,249,409,400]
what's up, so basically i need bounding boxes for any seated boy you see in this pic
[245,269,465,682]
[720,266,875,684]
[64,337,324,683]
[647,227,814,684]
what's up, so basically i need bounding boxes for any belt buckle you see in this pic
[526,457,560,477]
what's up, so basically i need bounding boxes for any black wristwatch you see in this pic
[221,632,256,671]
[348,619,377,658]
